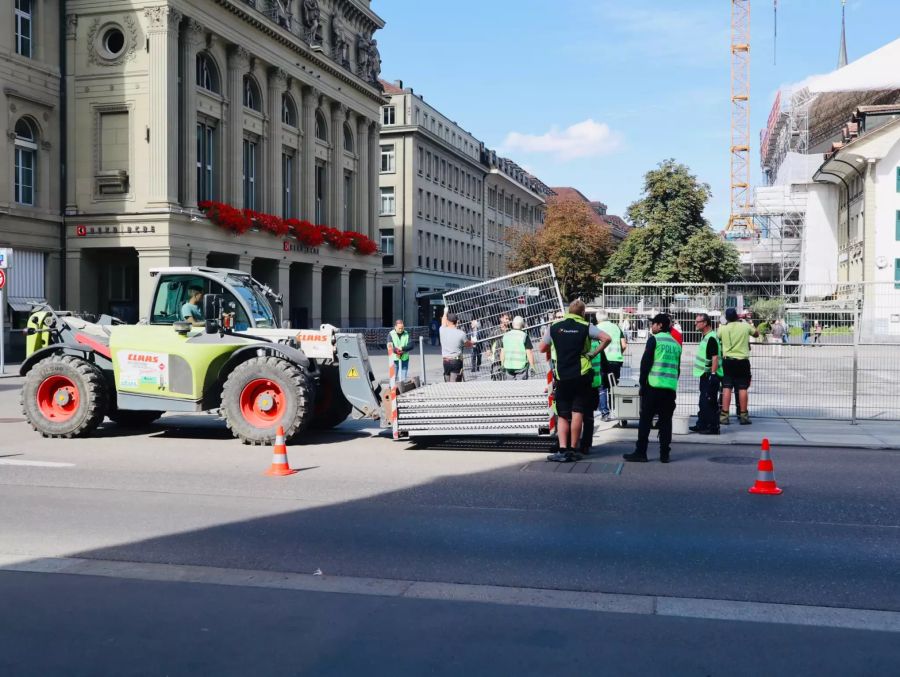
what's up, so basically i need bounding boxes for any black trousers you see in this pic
[696,373,721,431]
[635,387,677,456]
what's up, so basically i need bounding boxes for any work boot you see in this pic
[688,424,702,432]
[622,451,648,463]
[720,411,730,426]
[698,428,720,435]
[548,449,575,463]
[739,411,752,425]
[659,451,670,463]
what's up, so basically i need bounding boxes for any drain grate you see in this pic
[707,456,758,466]
[522,461,624,475]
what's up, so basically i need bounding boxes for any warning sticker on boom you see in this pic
[346,367,360,379]
[117,350,169,390]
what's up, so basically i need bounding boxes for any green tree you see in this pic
[603,159,741,283]
[507,197,613,301]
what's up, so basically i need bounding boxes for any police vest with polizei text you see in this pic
[648,332,682,390]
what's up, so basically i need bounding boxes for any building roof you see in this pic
[379,79,405,94]
[548,187,631,238]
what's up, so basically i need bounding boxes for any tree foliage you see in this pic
[507,197,614,301]
[602,159,741,283]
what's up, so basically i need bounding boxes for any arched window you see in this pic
[343,123,354,152]
[281,93,297,127]
[315,110,328,141]
[243,75,261,111]
[196,53,220,93]
[14,117,37,206]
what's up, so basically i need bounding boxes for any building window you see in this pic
[380,144,395,173]
[15,0,32,58]
[282,93,297,126]
[380,187,395,215]
[343,171,353,228]
[343,124,354,152]
[14,117,36,205]
[282,153,294,218]
[196,122,215,201]
[196,53,220,93]
[417,188,423,216]
[380,229,395,255]
[315,110,328,141]
[243,76,261,111]
[417,146,424,174]
[242,139,257,209]
[382,106,396,125]
[315,162,326,223]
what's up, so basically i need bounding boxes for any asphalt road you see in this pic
[1,370,899,674]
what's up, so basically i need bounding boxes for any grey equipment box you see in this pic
[609,374,641,426]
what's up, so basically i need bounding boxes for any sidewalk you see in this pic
[594,416,900,450]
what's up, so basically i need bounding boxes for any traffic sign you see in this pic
[0,269,6,289]
[0,248,9,268]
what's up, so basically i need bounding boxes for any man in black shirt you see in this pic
[690,313,722,434]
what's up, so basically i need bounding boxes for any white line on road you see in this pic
[0,459,74,468]
[0,553,897,633]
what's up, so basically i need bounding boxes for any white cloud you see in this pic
[501,119,622,161]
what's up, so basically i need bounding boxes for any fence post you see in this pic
[419,335,426,385]
[851,297,860,425]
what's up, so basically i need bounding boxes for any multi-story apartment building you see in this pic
[483,150,553,279]
[1,0,387,353]
[549,187,631,244]
[378,80,487,325]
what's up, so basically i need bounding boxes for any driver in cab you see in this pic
[181,285,205,325]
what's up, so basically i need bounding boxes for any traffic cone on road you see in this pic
[265,426,298,476]
[748,438,782,495]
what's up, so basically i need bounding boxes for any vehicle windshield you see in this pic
[225,274,277,328]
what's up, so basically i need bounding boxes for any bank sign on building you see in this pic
[1,0,387,338]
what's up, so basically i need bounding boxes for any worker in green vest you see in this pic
[500,316,536,380]
[579,336,607,455]
[387,318,410,385]
[624,313,682,464]
[718,307,759,425]
[596,311,627,422]
[689,312,723,435]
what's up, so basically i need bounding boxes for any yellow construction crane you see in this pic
[727,0,753,234]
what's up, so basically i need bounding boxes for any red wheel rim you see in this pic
[239,378,287,428]
[36,375,81,422]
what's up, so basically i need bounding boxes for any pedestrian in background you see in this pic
[689,313,722,435]
[490,312,512,380]
[429,316,440,346]
[813,320,823,346]
[802,318,811,344]
[469,319,483,373]
[440,308,472,382]
[500,316,536,380]
[771,318,785,358]
[624,313,682,463]
[596,311,627,422]
[387,318,410,385]
[719,307,759,425]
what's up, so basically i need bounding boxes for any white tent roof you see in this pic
[795,38,900,94]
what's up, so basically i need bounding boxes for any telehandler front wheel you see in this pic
[21,355,108,438]
[221,356,312,445]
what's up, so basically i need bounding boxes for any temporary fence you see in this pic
[442,264,565,381]
[596,282,900,421]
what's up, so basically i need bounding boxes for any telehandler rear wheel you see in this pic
[221,356,312,445]
[21,355,108,438]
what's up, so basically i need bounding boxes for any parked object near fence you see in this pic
[596,282,900,422]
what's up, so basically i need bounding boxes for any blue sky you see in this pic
[376,0,900,228]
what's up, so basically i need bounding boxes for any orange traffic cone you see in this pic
[748,438,782,495]
[265,426,298,476]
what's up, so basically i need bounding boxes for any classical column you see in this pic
[238,255,253,273]
[301,87,319,222]
[144,6,182,207]
[226,46,250,206]
[64,14,78,213]
[329,102,347,229]
[365,270,377,327]
[310,263,323,326]
[373,270,383,327]
[64,249,82,311]
[368,121,379,240]
[266,69,287,215]
[277,261,291,326]
[339,268,350,327]
[181,19,205,209]
[356,117,369,236]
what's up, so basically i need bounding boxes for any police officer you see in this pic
[387,318,410,385]
[624,313,682,464]
[539,300,610,462]
[596,311,627,421]
[689,313,722,435]
[500,316,536,380]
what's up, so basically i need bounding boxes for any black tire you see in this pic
[221,356,312,445]
[21,355,108,438]
[108,409,164,427]
[311,362,353,430]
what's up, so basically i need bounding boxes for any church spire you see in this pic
[838,0,848,68]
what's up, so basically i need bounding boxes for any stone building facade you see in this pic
[1,0,387,343]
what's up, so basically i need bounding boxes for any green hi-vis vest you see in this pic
[502,329,528,370]
[590,340,604,388]
[389,329,410,362]
[550,314,592,380]
[693,332,724,378]
[648,332,682,391]
[597,321,623,362]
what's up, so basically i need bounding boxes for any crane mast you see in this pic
[727,0,753,234]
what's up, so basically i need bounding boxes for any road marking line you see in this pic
[0,554,897,633]
[0,460,74,468]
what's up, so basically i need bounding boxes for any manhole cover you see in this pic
[522,461,624,475]
[0,418,26,424]
[708,456,757,465]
